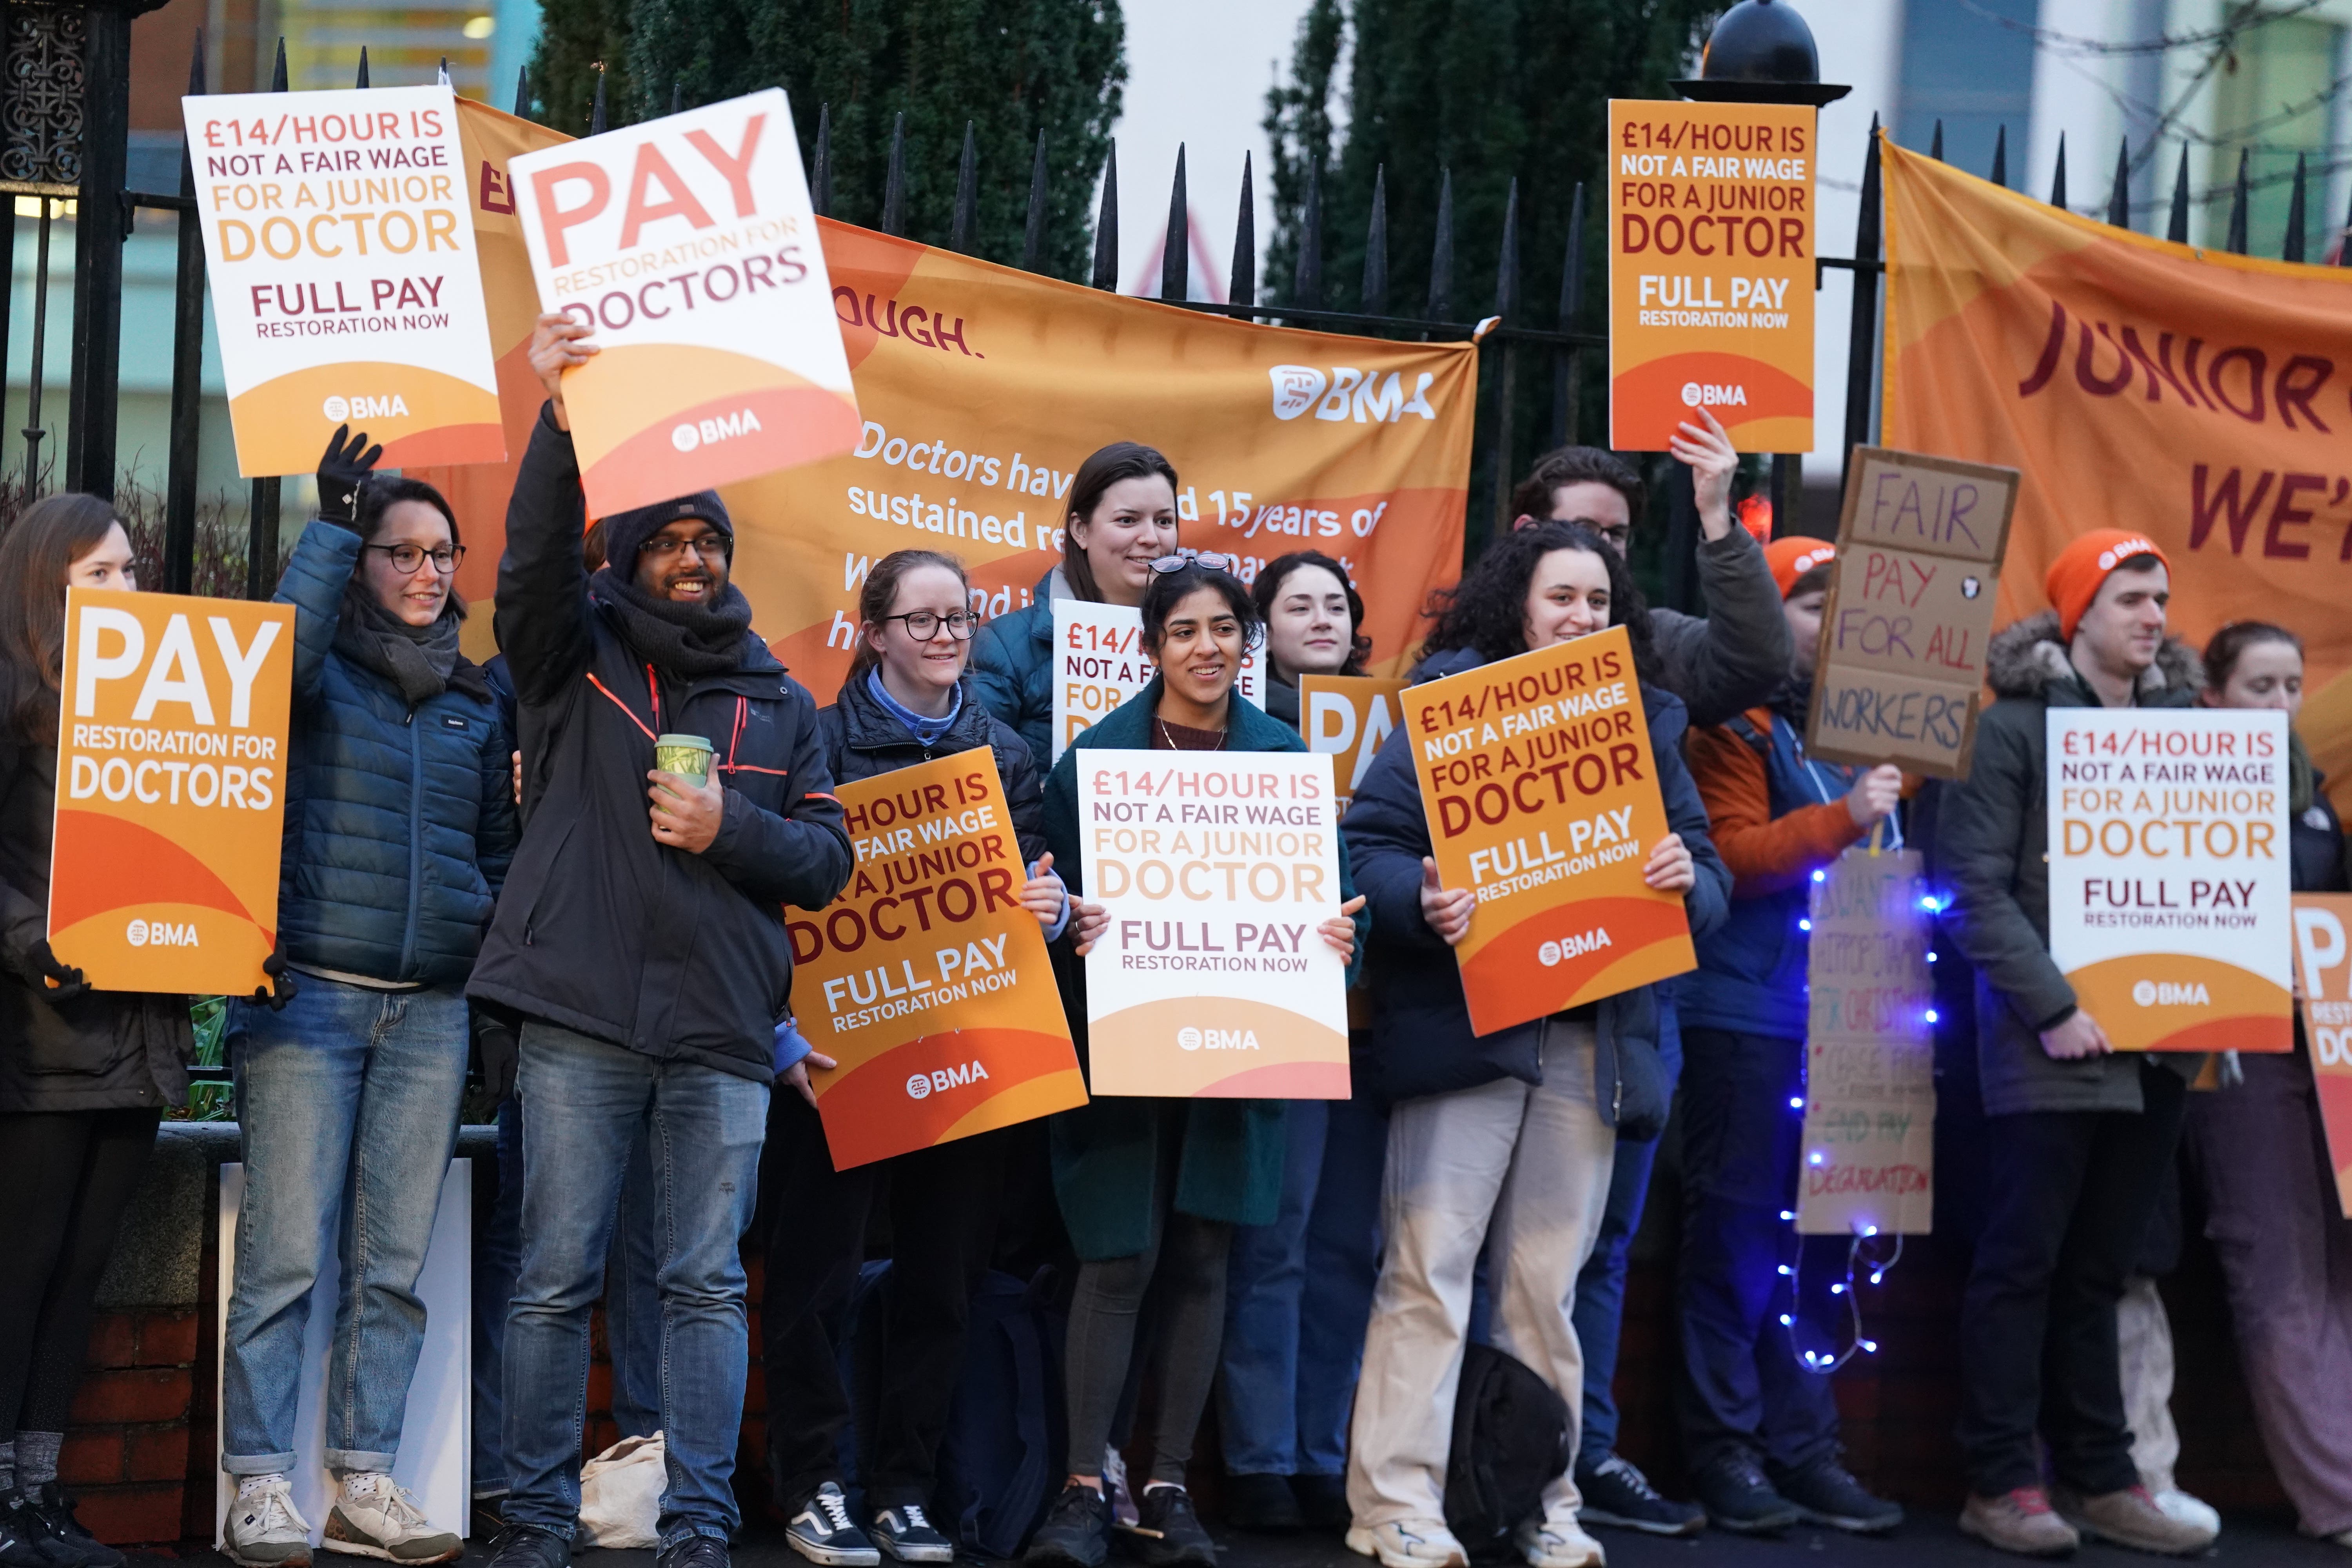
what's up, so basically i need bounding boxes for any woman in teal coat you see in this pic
[1025,557,1368,1568]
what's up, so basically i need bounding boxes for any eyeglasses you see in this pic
[365,541,465,575]
[881,610,976,641]
[1150,549,1238,575]
[640,533,731,562]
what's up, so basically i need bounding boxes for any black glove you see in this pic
[250,949,297,1012]
[18,938,87,1003]
[471,1012,519,1103]
[316,424,382,525]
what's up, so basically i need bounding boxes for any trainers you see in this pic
[1103,1448,1140,1532]
[2151,1487,2221,1539]
[0,1492,67,1568]
[1294,1475,1350,1532]
[324,1471,462,1564]
[2053,1484,2217,1556]
[657,1538,729,1568]
[1573,1454,1703,1537]
[1344,1519,1470,1568]
[483,1524,569,1568]
[1025,1483,1111,1568]
[788,1483,881,1568]
[1224,1473,1303,1532]
[871,1504,953,1564]
[225,1475,314,1568]
[1773,1455,1902,1535]
[1514,1512,1605,1568]
[1958,1490,2080,1558]
[1132,1485,1216,1568]
[1690,1453,1799,1536]
[24,1486,120,1568]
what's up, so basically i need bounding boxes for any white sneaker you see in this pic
[226,1474,313,1568]
[324,1471,463,1564]
[1103,1446,1140,1532]
[1344,1519,1470,1568]
[1515,1514,1606,1568]
[2151,1487,2222,1539]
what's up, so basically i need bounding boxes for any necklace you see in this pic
[1158,715,1226,751]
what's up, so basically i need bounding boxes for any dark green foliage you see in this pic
[528,0,634,136]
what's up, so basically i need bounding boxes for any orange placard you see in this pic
[1403,626,1693,1036]
[1608,99,1815,452]
[2292,893,2352,1217]
[1298,675,1409,814]
[785,749,1083,1169]
[50,590,294,994]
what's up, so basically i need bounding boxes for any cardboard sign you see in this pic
[1401,627,1693,1036]
[506,88,862,515]
[2290,893,2352,1217]
[784,750,1083,1169]
[2047,708,2294,1052]
[1798,849,1936,1236]
[1299,675,1410,815]
[50,591,294,994]
[1049,599,1265,762]
[1608,99,1815,452]
[182,86,505,477]
[1076,750,1349,1097]
[1808,446,2019,777]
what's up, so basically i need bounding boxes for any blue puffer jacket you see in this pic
[274,520,520,985]
[968,566,1072,765]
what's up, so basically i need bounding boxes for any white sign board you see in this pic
[1049,599,1265,762]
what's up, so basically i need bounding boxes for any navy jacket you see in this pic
[466,408,855,1081]
[1339,646,1730,1126]
[967,567,1070,767]
[819,673,1048,866]
[274,519,518,985]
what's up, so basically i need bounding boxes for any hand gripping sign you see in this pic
[1403,626,1694,1036]
[2291,893,2352,1217]
[506,88,863,515]
[51,590,294,994]
[785,750,1083,1170]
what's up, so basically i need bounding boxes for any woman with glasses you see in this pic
[760,548,1067,1568]
[221,430,519,1568]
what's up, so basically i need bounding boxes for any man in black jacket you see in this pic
[473,314,854,1568]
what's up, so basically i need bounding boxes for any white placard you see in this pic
[1049,599,1266,762]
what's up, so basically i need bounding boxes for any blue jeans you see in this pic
[221,978,468,1473]
[501,1023,767,1549]
[1217,1085,1388,1476]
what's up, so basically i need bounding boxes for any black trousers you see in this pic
[759,1089,1003,1510]
[1957,1063,2188,1497]
[0,1108,162,1437]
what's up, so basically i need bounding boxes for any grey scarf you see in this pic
[335,583,471,706]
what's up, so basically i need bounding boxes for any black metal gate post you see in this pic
[64,0,138,499]
[163,31,206,592]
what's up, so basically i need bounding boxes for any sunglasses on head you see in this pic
[1149,550,1238,575]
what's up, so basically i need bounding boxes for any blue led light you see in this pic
[1778,1265,1793,1276]
[1927,951,1939,963]
[1926,1008,1940,1024]
[1860,1339,1878,1353]
[1862,1225,1878,1237]
[1779,1314,1794,1327]
[1831,1283,1845,1294]
[1798,918,1813,931]
[1813,870,1826,883]
[1780,1210,1795,1221]
[1869,1272,1884,1285]
[1789,1096,1804,1109]
[1809,1152,1824,1165]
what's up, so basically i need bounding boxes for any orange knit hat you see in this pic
[2045,530,2172,640]
[1764,536,1838,599]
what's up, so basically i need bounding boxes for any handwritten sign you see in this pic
[51,590,295,994]
[1299,675,1410,815]
[1401,627,1692,1036]
[1049,599,1266,762]
[2047,708,2293,1052]
[2292,893,2352,1217]
[784,750,1083,1169]
[1076,750,1348,1097]
[1798,849,1936,1235]
[1807,447,2018,777]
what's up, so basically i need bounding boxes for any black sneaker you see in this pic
[788,1483,881,1568]
[1773,1455,1902,1535]
[1223,1473,1303,1532]
[1691,1453,1801,1536]
[24,1487,120,1568]
[657,1538,730,1568]
[1025,1483,1111,1568]
[871,1504,954,1564]
[1131,1485,1216,1568]
[484,1524,570,1568]
[1292,1475,1350,1533]
[0,1494,69,1568]
[1573,1453,1703,1538]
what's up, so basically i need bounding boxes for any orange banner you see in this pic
[1402,626,1693,1036]
[2292,893,2352,1216]
[1298,674,1408,814]
[50,590,294,993]
[784,749,1083,1169]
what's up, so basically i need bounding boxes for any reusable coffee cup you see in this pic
[653,733,715,785]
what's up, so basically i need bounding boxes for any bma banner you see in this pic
[2047,707,2293,1052]
[1299,674,1410,814]
[1798,849,1936,1236]
[51,590,294,994]
[506,88,862,514]
[1049,599,1265,762]
[1401,626,1693,1036]
[1607,98,1815,452]
[183,85,504,476]
[785,750,1083,1169]
[1076,750,1349,1098]
[2290,893,2352,1217]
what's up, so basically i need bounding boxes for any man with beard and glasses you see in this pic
[468,313,855,1568]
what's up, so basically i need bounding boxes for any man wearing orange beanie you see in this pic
[1934,531,2214,1558]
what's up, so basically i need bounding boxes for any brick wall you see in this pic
[60,1310,202,1548]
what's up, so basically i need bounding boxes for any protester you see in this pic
[763,548,1068,1567]
[1936,531,2216,1558]
[1509,416,1783,1534]
[1216,552,1387,1533]
[1023,555,1368,1568]
[1675,537,1904,1536]
[1339,522,1729,1568]
[468,314,854,1568]
[219,437,516,1568]
[0,497,189,1568]
[2181,622,2352,1549]
[969,443,1181,763]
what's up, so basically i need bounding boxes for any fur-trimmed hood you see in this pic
[1984,610,2202,703]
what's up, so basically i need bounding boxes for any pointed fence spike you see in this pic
[514,65,530,118]
[1023,130,1050,272]
[881,113,907,236]
[1492,176,1520,318]
[1991,124,2007,189]
[356,45,369,88]
[1292,160,1323,310]
[951,122,980,254]
[1360,165,1389,317]
[438,56,450,86]
[671,80,682,116]
[2225,147,2249,254]
[811,104,833,219]
[590,68,607,134]
[1841,117,1884,489]
[270,36,287,91]
[2049,132,2066,209]
[1091,141,1120,290]
[2168,142,2190,243]
[1229,151,1256,308]
[1930,120,1943,162]
[1158,144,1189,300]
[1425,167,1455,320]
[2284,152,2308,262]
[2106,138,2130,228]
[187,25,207,94]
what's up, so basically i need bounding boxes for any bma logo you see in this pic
[322,394,410,421]
[1678,382,1749,409]
[672,408,765,453]
[1537,928,1613,968]
[1267,365,1439,425]
[2131,979,2210,1006]
[125,916,198,949]
[1176,1026,1259,1051]
[906,1061,991,1099]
